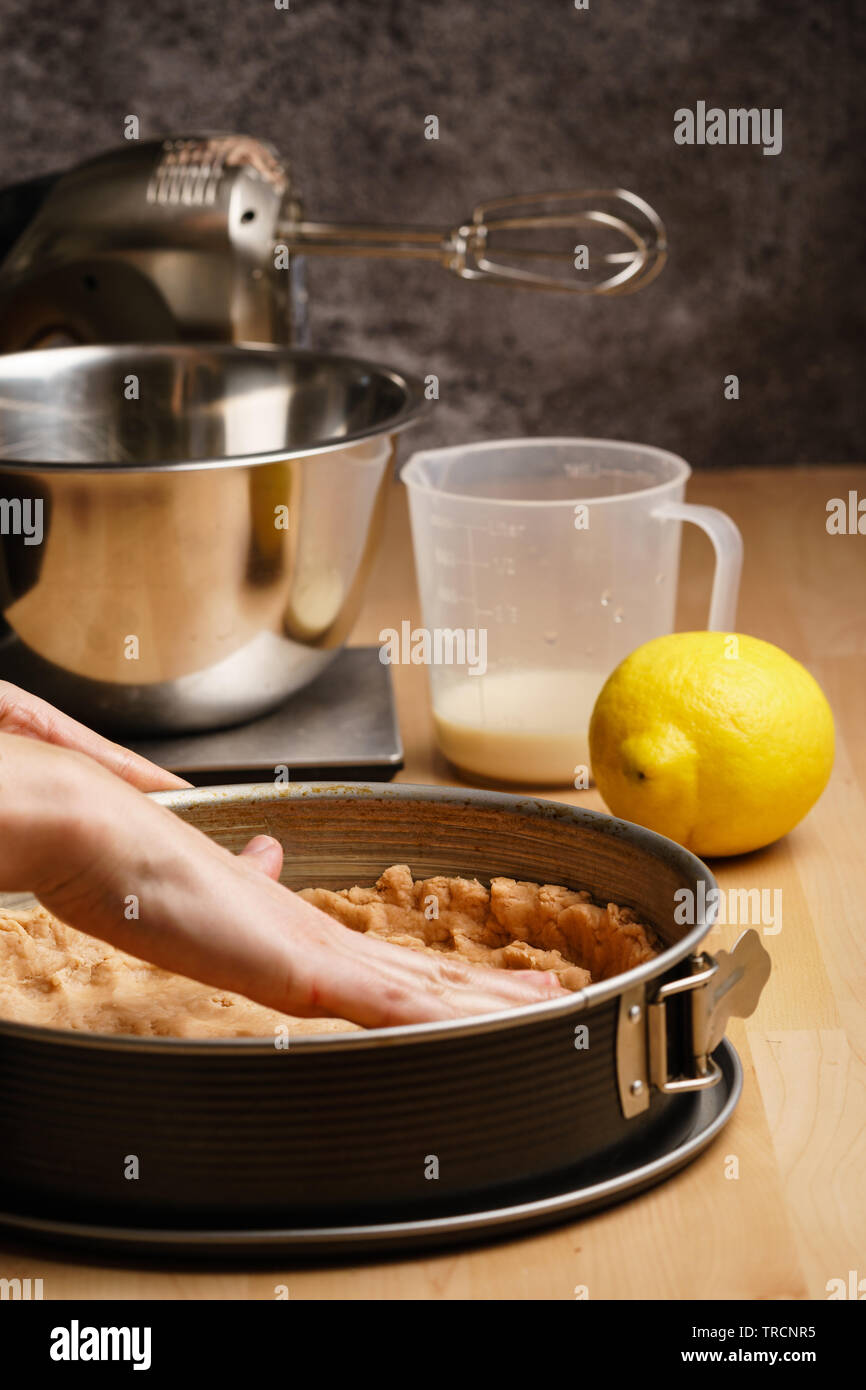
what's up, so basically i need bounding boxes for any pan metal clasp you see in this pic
[616,929,771,1119]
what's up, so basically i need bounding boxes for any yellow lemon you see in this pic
[588,632,834,857]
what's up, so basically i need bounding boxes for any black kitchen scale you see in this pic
[128,647,403,785]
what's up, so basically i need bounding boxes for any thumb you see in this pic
[238,834,284,881]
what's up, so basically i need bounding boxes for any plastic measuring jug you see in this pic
[401,438,743,786]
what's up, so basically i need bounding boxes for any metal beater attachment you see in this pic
[280,187,667,295]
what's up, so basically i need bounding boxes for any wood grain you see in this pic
[1,464,863,1300]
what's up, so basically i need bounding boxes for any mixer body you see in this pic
[0,137,308,354]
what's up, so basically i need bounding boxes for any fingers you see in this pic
[0,680,189,790]
[290,904,571,1029]
[238,835,284,881]
[420,960,569,1020]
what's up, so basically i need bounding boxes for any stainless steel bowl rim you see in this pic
[0,783,718,1054]
[0,342,428,474]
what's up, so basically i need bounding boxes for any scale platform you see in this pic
[128,647,403,785]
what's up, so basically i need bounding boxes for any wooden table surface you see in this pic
[3,464,864,1300]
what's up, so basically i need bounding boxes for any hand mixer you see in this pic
[0,134,667,352]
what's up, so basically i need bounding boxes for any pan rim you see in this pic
[0,782,717,1055]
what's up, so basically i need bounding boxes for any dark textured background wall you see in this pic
[0,0,862,468]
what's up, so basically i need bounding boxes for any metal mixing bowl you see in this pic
[0,344,426,733]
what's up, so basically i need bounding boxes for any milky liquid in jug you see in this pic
[433,667,607,785]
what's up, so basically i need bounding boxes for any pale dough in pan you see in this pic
[0,864,658,1039]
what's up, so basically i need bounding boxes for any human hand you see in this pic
[0,708,567,1027]
[0,680,189,791]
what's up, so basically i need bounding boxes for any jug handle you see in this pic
[653,502,744,631]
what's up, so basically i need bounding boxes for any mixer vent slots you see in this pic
[147,141,226,207]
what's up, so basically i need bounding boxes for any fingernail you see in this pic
[244,835,279,856]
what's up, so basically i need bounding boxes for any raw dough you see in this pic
[299,864,658,990]
[0,864,658,1039]
[0,902,350,1040]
